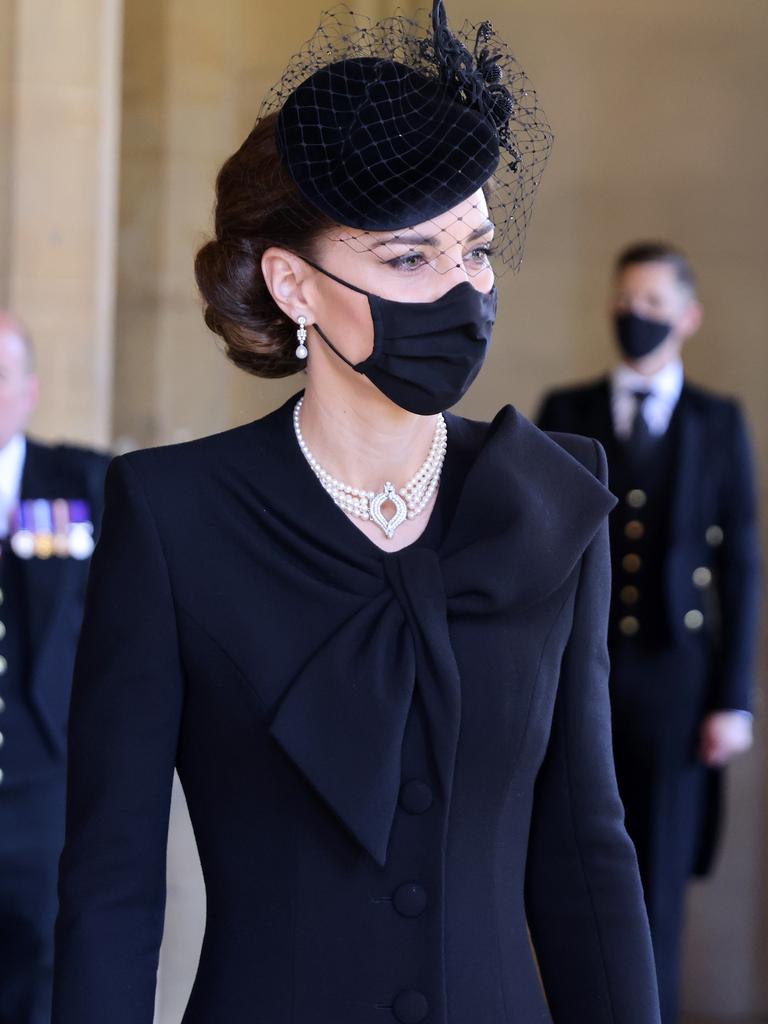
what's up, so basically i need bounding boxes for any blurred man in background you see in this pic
[0,312,109,1024]
[536,242,761,1024]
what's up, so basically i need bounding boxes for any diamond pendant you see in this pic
[370,482,408,539]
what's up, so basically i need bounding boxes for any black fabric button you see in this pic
[393,989,429,1023]
[399,779,433,814]
[393,882,427,918]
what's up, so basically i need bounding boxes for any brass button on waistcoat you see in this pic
[705,525,724,547]
[692,567,712,587]
[626,489,647,509]
[619,615,640,636]
[622,553,642,573]
[620,585,639,605]
[625,520,645,540]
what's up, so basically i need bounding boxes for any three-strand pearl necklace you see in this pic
[293,397,447,540]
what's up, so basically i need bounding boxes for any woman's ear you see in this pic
[261,247,315,322]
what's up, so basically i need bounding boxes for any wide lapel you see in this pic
[18,440,69,660]
[653,384,705,644]
[666,386,704,544]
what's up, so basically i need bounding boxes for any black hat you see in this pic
[262,2,553,273]
[277,56,499,232]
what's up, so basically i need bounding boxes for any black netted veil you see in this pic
[260,1,553,275]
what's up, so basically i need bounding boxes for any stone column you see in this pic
[6,0,123,447]
[0,2,14,308]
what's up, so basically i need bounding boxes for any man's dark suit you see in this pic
[0,438,108,1024]
[537,376,761,1023]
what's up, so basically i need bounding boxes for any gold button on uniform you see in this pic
[705,525,724,547]
[619,615,640,636]
[622,553,642,573]
[620,585,639,605]
[625,520,645,540]
[0,655,6,675]
[684,609,704,630]
[626,489,647,509]
[692,567,712,587]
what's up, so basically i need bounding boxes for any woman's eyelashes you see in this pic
[386,251,429,271]
[383,242,497,272]
[471,243,498,264]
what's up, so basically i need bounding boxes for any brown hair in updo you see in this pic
[194,112,335,378]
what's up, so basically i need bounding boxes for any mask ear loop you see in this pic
[297,255,377,372]
[300,255,371,296]
[312,324,363,371]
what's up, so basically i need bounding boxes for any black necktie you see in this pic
[627,389,656,461]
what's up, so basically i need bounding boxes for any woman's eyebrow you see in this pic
[465,220,496,243]
[369,219,495,250]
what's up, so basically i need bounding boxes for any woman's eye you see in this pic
[386,251,429,271]
[384,243,497,272]
[467,244,497,264]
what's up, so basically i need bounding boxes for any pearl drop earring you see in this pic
[295,316,308,359]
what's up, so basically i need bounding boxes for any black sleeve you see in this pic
[525,439,661,1024]
[52,455,184,1024]
[711,401,762,712]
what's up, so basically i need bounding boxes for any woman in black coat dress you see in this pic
[52,3,661,1022]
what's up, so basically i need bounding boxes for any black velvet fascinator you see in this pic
[262,1,553,273]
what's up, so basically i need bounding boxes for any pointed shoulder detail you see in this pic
[543,427,610,486]
[441,407,617,613]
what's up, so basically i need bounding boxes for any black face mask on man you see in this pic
[299,258,498,416]
[614,312,674,361]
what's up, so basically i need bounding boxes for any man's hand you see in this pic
[699,711,753,767]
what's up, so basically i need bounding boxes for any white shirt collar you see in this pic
[0,434,27,495]
[0,433,27,534]
[610,357,684,403]
[609,358,684,439]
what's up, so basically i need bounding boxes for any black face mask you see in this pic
[615,312,673,360]
[302,258,497,415]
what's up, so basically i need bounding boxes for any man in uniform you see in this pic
[536,242,761,1024]
[0,312,109,1023]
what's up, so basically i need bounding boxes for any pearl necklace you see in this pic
[293,397,447,540]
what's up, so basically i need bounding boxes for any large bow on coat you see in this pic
[269,407,616,866]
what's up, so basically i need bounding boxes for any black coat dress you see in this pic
[52,392,661,1024]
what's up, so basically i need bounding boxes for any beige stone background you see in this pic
[1,0,766,1021]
